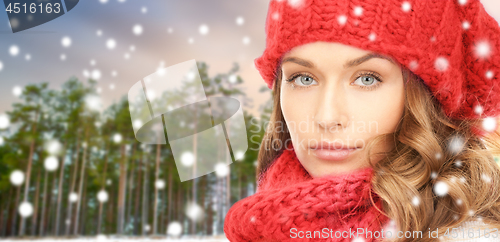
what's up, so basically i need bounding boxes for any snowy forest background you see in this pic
[0,60,272,240]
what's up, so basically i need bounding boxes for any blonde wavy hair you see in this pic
[257,67,500,241]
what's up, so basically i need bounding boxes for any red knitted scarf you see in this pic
[224,144,391,242]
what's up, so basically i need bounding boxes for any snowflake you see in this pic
[474,40,492,59]
[272,12,280,20]
[474,104,484,115]
[61,37,71,48]
[412,196,420,206]
[132,24,143,36]
[486,70,494,79]
[106,38,116,49]
[482,117,497,132]
[434,57,449,72]
[409,60,419,71]
[368,33,376,41]
[199,24,209,35]
[401,2,411,12]
[462,21,470,30]
[9,45,19,56]
[433,181,449,196]
[458,0,467,6]
[481,174,492,183]
[337,15,347,26]
[236,16,245,26]
[354,6,363,16]
[287,0,304,8]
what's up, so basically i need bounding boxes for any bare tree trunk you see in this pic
[1,188,13,236]
[19,110,39,236]
[74,130,89,235]
[97,143,109,235]
[30,171,41,236]
[38,171,49,236]
[133,157,143,235]
[153,143,161,235]
[141,154,149,236]
[65,137,81,236]
[54,141,68,236]
[125,145,136,234]
[11,186,21,236]
[116,145,128,234]
[47,173,58,236]
[166,166,173,230]
[79,173,88,235]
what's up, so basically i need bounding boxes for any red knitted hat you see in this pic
[255,0,500,120]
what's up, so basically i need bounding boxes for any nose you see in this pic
[314,81,350,132]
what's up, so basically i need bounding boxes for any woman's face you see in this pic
[280,41,405,178]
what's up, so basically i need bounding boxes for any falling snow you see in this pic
[215,163,229,177]
[12,86,22,97]
[354,6,363,16]
[368,33,376,41]
[167,221,183,237]
[10,170,25,186]
[18,201,34,217]
[69,192,79,203]
[44,156,59,171]
[462,21,470,30]
[113,133,123,143]
[181,152,195,167]
[133,24,143,36]
[236,16,245,26]
[486,70,494,79]
[106,38,116,49]
[9,45,19,56]
[430,171,438,179]
[185,202,204,222]
[61,36,72,48]
[482,117,497,132]
[337,15,347,26]
[447,134,465,155]
[199,24,209,35]
[0,113,10,129]
[402,2,411,12]
[155,179,166,189]
[409,60,418,70]
[474,40,492,59]
[242,36,251,45]
[434,57,449,72]
[474,104,484,115]
[433,181,449,196]
[287,0,304,8]
[97,190,109,203]
[412,196,420,206]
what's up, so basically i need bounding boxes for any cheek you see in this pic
[351,85,405,134]
[280,88,313,137]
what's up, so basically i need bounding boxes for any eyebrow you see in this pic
[281,53,396,69]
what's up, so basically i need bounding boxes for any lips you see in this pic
[309,141,360,161]
[309,141,360,150]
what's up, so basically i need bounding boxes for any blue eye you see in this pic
[285,73,317,88]
[352,72,383,90]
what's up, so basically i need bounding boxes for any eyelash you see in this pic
[284,71,383,91]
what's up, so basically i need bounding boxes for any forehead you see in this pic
[280,41,398,69]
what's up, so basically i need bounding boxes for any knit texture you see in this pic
[223,143,390,241]
[254,0,500,120]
